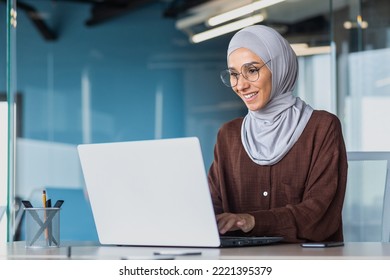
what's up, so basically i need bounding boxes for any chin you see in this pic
[246,104,263,112]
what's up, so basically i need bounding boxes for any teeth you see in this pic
[243,93,257,99]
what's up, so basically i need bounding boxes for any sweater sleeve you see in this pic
[208,129,226,216]
[208,119,243,217]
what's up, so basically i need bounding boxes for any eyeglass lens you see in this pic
[221,61,269,87]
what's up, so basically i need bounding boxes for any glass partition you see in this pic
[1,0,17,243]
[333,0,390,242]
[333,0,390,151]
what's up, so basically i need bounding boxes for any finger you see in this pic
[220,219,237,234]
[236,215,254,232]
[236,219,251,232]
[216,215,231,233]
[216,213,228,222]
[216,213,234,230]
[219,216,240,234]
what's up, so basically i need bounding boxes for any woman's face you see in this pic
[228,48,272,112]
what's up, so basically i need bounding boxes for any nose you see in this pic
[235,74,250,91]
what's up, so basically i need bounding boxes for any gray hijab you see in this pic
[227,25,313,165]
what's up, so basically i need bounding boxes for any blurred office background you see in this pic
[1,0,390,243]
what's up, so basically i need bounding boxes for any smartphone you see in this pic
[301,242,344,248]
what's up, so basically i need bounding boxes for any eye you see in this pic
[230,71,240,78]
[246,66,259,75]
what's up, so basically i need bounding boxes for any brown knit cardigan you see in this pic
[208,110,348,243]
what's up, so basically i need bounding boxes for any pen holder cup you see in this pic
[25,208,60,248]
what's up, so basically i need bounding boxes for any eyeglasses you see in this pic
[220,60,270,88]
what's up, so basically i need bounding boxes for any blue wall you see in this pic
[2,1,246,168]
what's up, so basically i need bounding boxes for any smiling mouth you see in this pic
[243,92,258,99]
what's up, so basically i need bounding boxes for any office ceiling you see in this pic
[14,0,349,42]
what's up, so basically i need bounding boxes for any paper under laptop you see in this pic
[77,137,282,248]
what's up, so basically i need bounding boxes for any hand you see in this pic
[216,213,255,234]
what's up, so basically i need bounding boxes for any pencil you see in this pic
[42,190,47,208]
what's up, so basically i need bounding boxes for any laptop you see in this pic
[77,137,283,248]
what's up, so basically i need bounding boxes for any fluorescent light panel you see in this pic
[175,0,249,30]
[176,12,211,30]
[191,14,265,43]
[208,0,286,26]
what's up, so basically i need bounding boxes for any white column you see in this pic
[0,102,8,243]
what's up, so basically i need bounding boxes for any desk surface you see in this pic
[2,242,390,260]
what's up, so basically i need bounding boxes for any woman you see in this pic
[208,25,348,243]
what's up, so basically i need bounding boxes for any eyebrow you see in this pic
[228,61,262,71]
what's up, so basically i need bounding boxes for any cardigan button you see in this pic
[262,191,268,197]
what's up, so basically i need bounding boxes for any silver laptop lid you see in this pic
[77,137,221,247]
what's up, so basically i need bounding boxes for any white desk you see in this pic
[2,242,390,260]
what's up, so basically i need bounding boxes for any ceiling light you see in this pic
[343,21,368,29]
[344,15,368,29]
[291,44,331,56]
[343,21,353,29]
[191,14,265,44]
[207,0,286,27]
[175,0,246,30]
